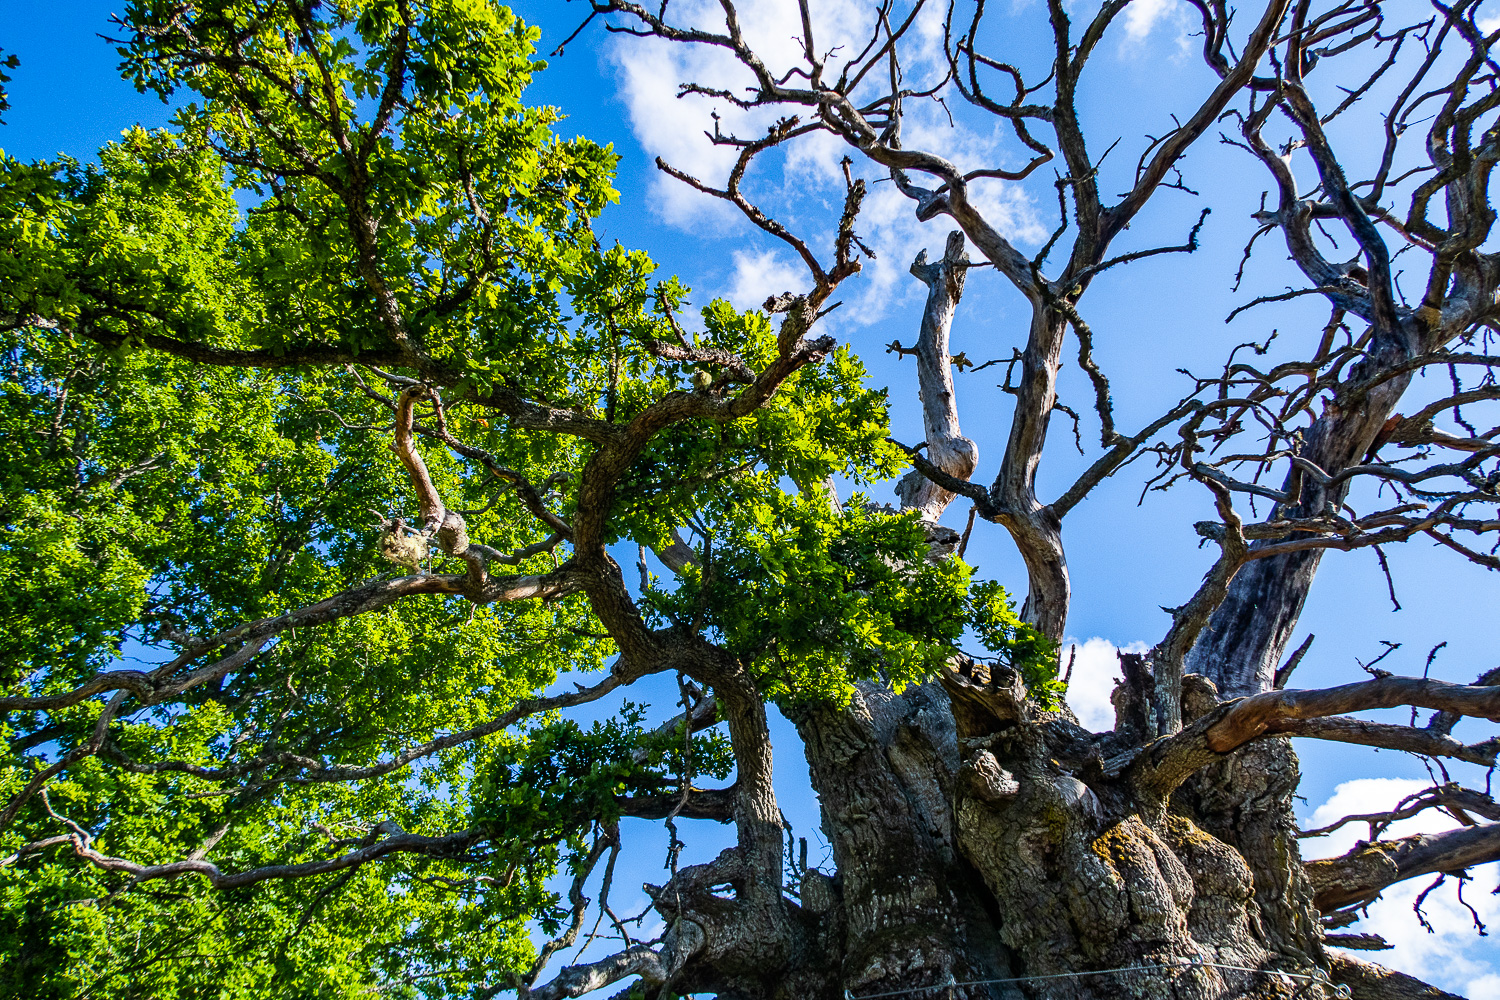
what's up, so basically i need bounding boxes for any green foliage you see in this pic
[644,491,1052,714]
[0,48,17,124]
[616,300,907,549]
[0,2,1049,997]
[0,320,599,999]
[471,711,732,884]
[2,752,541,1000]
[968,581,1062,708]
[644,494,955,711]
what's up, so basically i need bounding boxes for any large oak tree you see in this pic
[1,2,1498,998]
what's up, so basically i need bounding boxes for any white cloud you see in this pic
[1123,0,1176,39]
[606,31,746,226]
[725,248,806,311]
[1470,973,1500,1000]
[604,0,878,224]
[1062,636,1150,731]
[1118,0,1196,57]
[1302,779,1498,994]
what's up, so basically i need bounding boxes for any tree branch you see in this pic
[1307,822,1500,912]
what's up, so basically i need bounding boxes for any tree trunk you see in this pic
[1185,319,1422,700]
[702,673,1344,1000]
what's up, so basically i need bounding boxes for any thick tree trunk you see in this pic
[714,675,1344,1000]
[793,684,1021,999]
[741,237,1333,1000]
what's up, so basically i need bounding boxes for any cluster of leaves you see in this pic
[0,319,606,997]
[1,124,251,348]
[617,300,907,538]
[471,710,732,896]
[3,746,542,1000]
[968,581,1062,708]
[0,48,16,124]
[646,492,1055,713]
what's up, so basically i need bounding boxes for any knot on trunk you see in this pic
[797,869,840,913]
[432,512,469,559]
[941,657,1028,739]
[959,749,1020,803]
[1181,673,1220,723]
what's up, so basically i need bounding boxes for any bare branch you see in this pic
[1308,822,1500,912]
[1275,716,1499,767]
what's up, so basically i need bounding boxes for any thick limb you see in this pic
[1329,954,1465,1000]
[1307,823,1500,912]
[893,231,979,521]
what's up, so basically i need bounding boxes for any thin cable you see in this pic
[843,956,1352,999]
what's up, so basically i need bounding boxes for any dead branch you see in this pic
[1307,822,1500,912]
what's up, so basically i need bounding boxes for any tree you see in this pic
[0,0,1497,998]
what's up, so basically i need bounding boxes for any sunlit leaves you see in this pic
[646,492,967,712]
[0,48,16,124]
[471,710,730,869]
[968,580,1060,707]
[0,2,1054,996]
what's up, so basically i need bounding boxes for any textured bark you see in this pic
[1329,955,1466,1000]
[1173,741,1327,970]
[669,662,1484,1000]
[795,684,1019,999]
[1307,823,1500,912]
[747,668,1345,1000]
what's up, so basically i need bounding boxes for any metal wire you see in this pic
[842,956,1353,999]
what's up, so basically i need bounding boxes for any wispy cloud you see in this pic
[1123,0,1178,39]
[725,248,806,310]
[602,0,1046,327]
[603,0,878,224]
[1479,1,1500,33]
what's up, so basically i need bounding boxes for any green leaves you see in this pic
[0,48,17,124]
[638,482,1057,715]
[96,0,626,384]
[968,580,1062,707]
[0,332,596,996]
[645,492,953,711]
[1,751,541,999]
[0,4,1061,997]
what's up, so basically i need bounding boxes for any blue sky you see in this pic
[3,0,1498,994]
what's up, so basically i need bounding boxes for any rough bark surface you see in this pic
[895,231,980,521]
[753,668,1345,1000]
[1185,363,1416,697]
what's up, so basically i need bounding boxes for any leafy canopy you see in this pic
[0,2,1050,997]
